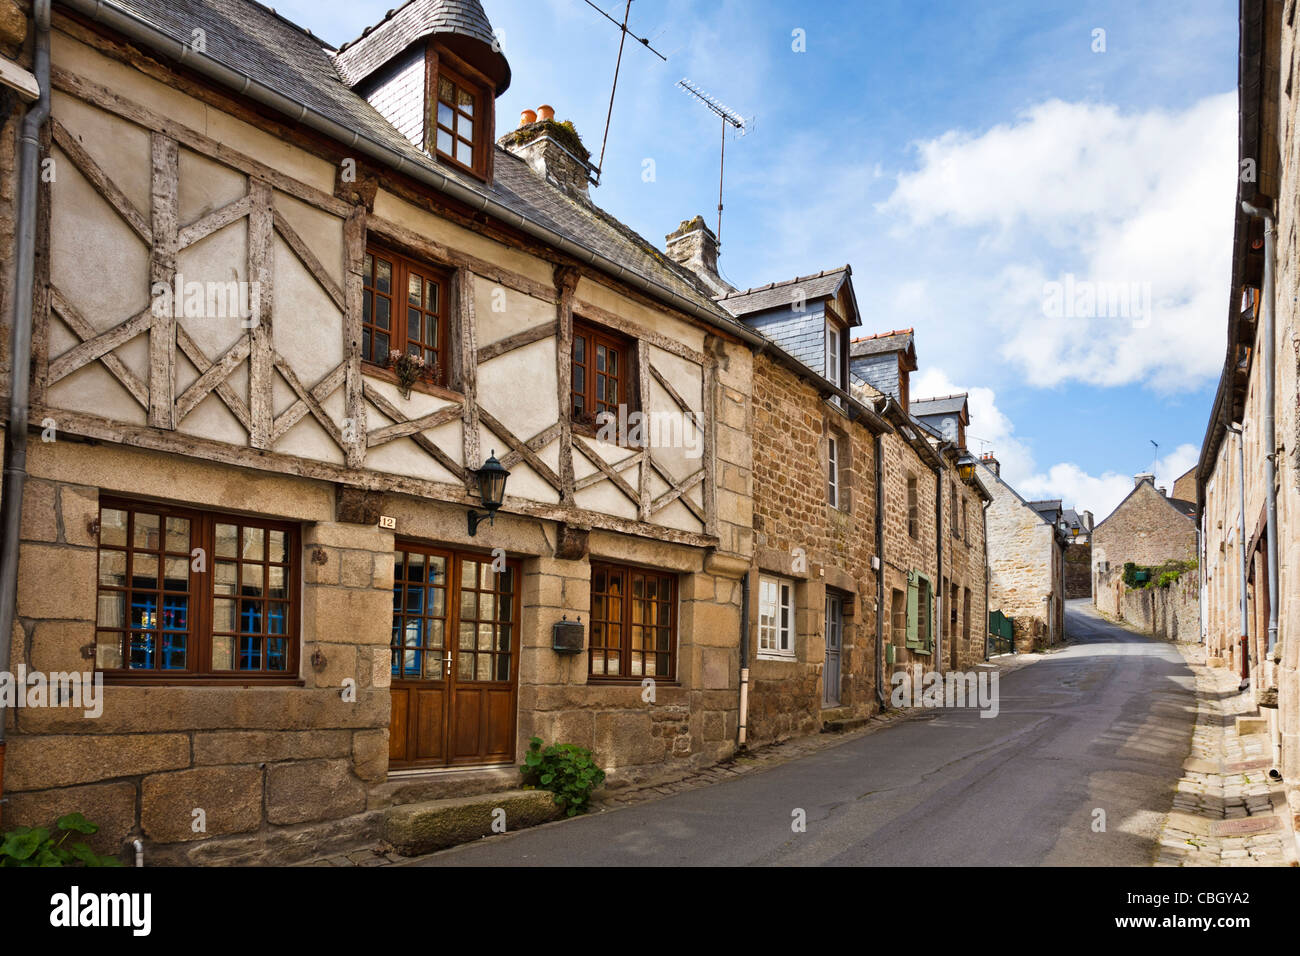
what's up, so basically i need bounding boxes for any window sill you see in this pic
[362,363,464,403]
[586,678,680,687]
[756,653,798,663]
[100,674,306,687]
[904,647,932,656]
[571,420,647,451]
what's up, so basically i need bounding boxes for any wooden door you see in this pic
[823,593,842,707]
[389,546,520,769]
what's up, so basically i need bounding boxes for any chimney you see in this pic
[1083,510,1094,531]
[980,452,1000,477]
[1157,486,1168,497]
[666,216,734,297]
[1134,473,1156,488]
[498,109,593,200]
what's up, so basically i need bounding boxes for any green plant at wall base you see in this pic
[520,736,606,817]
[0,813,122,867]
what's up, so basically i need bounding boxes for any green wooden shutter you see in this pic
[906,577,919,647]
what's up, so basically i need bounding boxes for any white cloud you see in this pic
[881,94,1236,394]
[913,368,1199,518]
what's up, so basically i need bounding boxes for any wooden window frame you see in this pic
[907,572,933,652]
[571,319,639,441]
[588,561,677,682]
[426,45,494,181]
[757,574,796,661]
[362,244,454,394]
[828,435,840,509]
[95,498,300,684]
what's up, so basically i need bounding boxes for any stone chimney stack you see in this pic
[665,216,735,297]
[980,452,1001,477]
[498,107,593,200]
[1134,473,1156,488]
[1083,510,1094,531]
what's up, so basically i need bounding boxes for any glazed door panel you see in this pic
[389,547,519,769]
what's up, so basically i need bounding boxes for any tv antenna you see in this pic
[1149,439,1159,473]
[676,78,747,249]
[583,0,667,184]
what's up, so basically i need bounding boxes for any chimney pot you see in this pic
[537,104,555,122]
[498,113,593,199]
[519,109,537,127]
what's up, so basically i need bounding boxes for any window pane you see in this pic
[241,563,264,598]
[215,523,238,558]
[376,258,391,294]
[458,86,474,116]
[408,273,423,307]
[268,530,287,564]
[213,598,236,632]
[456,139,473,166]
[427,282,439,313]
[164,557,188,592]
[97,592,124,628]
[437,129,453,156]
[100,508,127,547]
[268,565,287,600]
[438,76,453,103]
[133,512,160,550]
[133,554,158,588]
[99,550,126,588]
[95,632,123,670]
[165,517,190,553]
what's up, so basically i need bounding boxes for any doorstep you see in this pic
[382,789,564,856]
[367,764,521,811]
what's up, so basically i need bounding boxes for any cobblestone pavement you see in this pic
[1155,643,1296,867]
[303,652,1044,866]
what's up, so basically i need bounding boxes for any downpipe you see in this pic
[1228,423,1250,691]
[0,0,52,827]
[737,571,749,749]
[874,432,887,707]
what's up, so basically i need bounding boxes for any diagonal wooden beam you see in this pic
[174,336,251,422]
[363,382,467,482]
[272,208,345,312]
[50,118,151,245]
[647,362,697,416]
[272,353,345,450]
[176,326,251,431]
[366,403,463,447]
[47,288,148,408]
[478,407,564,493]
[269,362,346,443]
[649,459,706,522]
[476,320,557,364]
[499,422,562,472]
[46,306,153,386]
[572,436,641,503]
[177,193,253,249]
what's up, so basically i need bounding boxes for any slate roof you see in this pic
[910,394,969,418]
[1169,498,1198,519]
[850,329,913,357]
[334,0,510,92]
[717,267,850,318]
[93,0,733,326]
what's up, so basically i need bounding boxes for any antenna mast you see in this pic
[582,0,667,185]
[676,78,746,249]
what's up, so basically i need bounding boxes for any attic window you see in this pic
[430,57,489,177]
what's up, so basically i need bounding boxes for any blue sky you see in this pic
[275,0,1238,518]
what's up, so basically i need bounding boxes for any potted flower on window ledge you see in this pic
[388,349,440,399]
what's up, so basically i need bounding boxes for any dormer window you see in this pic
[434,65,482,173]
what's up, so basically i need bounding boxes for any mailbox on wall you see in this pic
[552,617,585,655]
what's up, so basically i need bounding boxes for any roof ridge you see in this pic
[337,0,422,53]
[850,327,913,343]
[912,392,969,403]
[244,0,337,50]
[718,265,849,300]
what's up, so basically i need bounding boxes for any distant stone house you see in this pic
[1092,475,1197,619]
[978,454,1066,649]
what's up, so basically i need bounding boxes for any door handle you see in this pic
[445,653,452,677]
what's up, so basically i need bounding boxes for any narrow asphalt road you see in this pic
[415,599,1196,866]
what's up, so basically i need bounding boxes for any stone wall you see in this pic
[1064,541,1091,599]
[939,462,989,672]
[2,439,393,865]
[748,353,880,746]
[1112,573,1200,642]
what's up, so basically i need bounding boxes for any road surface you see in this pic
[416,599,1195,866]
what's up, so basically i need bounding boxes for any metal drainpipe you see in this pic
[1242,202,1279,660]
[0,0,51,825]
[934,448,946,669]
[874,432,887,707]
[982,498,992,660]
[1229,424,1251,688]
[737,571,749,749]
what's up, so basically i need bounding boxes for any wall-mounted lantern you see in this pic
[956,453,978,484]
[467,450,510,536]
